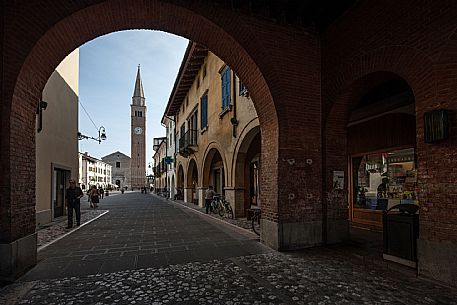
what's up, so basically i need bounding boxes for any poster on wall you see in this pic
[333,171,344,190]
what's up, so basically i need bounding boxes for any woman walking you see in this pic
[90,185,100,208]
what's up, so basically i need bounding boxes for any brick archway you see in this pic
[322,46,434,244]
[2,0,324,278]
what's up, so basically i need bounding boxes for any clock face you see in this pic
[134,127,143,135]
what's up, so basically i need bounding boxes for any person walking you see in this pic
[65,179,83,229]
[99,186,104,199]
[205,185,216,214]
[90,185,100,208]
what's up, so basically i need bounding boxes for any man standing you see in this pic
[65,179,84,229]
[205,185,216,214]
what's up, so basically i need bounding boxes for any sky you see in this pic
[78,30,188,174]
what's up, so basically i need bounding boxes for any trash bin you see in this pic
[383,204,419,266]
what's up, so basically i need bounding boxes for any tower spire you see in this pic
[132,65,145,105]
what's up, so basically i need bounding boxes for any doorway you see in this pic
[53,168,70,218]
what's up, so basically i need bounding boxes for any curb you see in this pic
[37,210,110,252]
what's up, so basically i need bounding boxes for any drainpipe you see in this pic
[231,72,238,138]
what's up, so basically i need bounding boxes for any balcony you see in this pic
[179,129,198,157]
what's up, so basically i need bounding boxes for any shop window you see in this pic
[352,148,417,212]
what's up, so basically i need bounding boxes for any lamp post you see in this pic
[78,126,107,144]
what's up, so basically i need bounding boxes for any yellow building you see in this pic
[35,49,79,226]
[164,42,260,217]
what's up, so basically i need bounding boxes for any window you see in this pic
[221,66,231,111]
[188,110,198,145]
[201,93,208,129]
[239,80,247,96]
[116,162,120,168]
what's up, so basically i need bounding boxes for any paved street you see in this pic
[1,193,457,304]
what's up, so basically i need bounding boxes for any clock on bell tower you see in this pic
[130,65,146,189]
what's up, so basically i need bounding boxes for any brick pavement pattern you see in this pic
[1,192,456,304]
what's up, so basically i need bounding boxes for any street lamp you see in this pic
[78,126,107,144]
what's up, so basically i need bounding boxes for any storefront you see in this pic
[347,77,417,231]
[350,147,418,230]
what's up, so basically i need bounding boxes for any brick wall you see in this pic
[0,0,320,241]
[3,0,457,247]
[322,0,457,242]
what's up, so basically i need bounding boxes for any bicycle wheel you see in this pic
[218,205,225,217]
[252,214,260,236]
[212,202,220,215]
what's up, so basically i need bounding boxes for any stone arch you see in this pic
[185,158,199,204]
[231,119,261,186]
[322,46,431,244]
[202,142,228,190]
[229,119,261,217]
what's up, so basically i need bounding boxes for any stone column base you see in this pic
[418,239,457,287]
[262,218,322,250]
[0,232,37,282]
[184,188,192,203]
[224,187,245,218]
[197,187,207,208]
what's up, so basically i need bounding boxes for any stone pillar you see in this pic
[224,187,245,218]
[0,233,38,282]
[184,187,193,203]
[197,187,207,208]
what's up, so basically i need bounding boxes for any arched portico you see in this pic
[322,46,433,278]
[2,0,327,279]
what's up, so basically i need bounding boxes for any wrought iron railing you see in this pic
[179,129,198,154]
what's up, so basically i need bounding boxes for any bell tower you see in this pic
[130,65,146,189]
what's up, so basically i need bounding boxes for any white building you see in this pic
[79,152,112,190]
[35,49,79,226]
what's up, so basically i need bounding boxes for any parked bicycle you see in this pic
[218,197,234,219]
[251,208,261,236]
[210,195,222,215]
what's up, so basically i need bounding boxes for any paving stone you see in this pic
[2,192,456,304]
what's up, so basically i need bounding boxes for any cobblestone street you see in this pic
[1,192,456,304]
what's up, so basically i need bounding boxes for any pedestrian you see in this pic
[205,185,216,214]
[99,186,104,199]
[65,179,83,229]
[90,185,100,208]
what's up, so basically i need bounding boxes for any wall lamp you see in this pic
[78,126,107,144]
[36,100,48,133]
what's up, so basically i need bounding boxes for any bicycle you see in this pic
[218,197,234,219]
[210,195,223,215]
[251,208,261,236]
